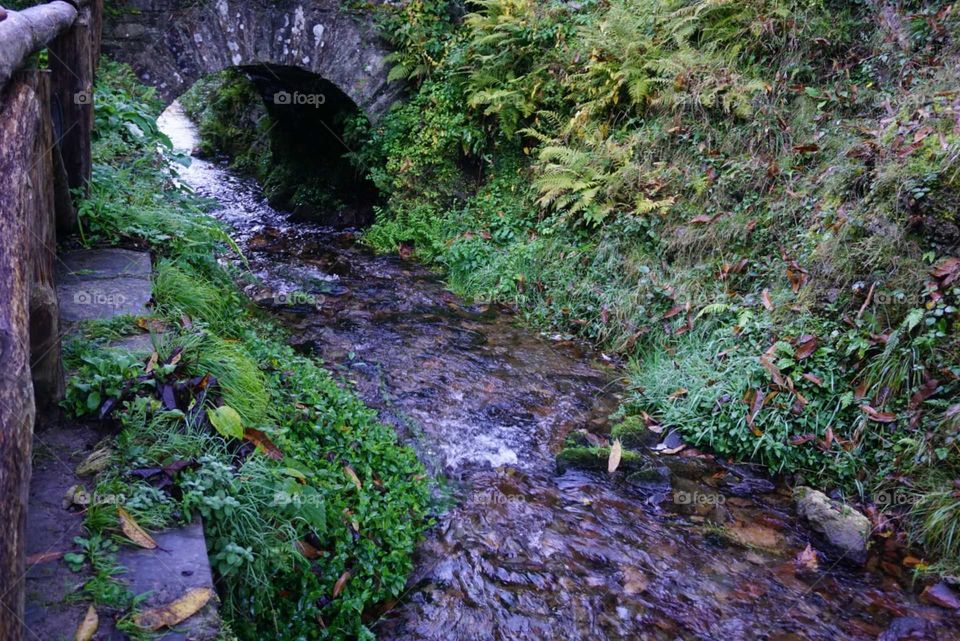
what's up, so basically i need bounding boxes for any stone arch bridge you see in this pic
[103,0,400,119]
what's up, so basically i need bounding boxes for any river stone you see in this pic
[793,486,871,564]
[920,581,960,610]
[876,616,936,641]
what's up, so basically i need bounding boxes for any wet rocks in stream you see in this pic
[793,486,872,565]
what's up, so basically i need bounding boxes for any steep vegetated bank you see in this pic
[66,61,429,640]
[339,0,959,571]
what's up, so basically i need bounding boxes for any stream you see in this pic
[158,103,957,641]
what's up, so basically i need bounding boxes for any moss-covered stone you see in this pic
[556,446,646,474]
[610,416,661,449]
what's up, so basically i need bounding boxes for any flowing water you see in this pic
[159,104,958,641]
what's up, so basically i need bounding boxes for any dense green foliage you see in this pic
[354,0,960,568]
[65,61,429,640]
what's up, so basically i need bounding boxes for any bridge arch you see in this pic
[102,0,401,120]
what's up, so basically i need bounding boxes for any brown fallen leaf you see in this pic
[761,289,774,311]
[145,352,159,374]
[117,507,157,549]
[662,305,684,320]
[794,544,819,575]
[668,387,688,400]
[931,257,960,286]
[642,411,664,434]
[608,439,623,474]
[688,213,719,225]
[295,540,322,559]
[243,428,284,460]
[786,260,809,293]
[75,604,98,641]
[861,405,897,423]
[759,355,786,388]
[909,378,939,409]
[344,465,363,490]
[801,373,823,386]
[333,571,352,598]
[794,335,818,360]
[135,587,213,630]
[792,143,820,153]
[745,387,765,428]
[135,317,167,333]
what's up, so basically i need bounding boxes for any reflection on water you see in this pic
[158,103,957,641]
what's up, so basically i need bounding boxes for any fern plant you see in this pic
[462,0,570,135]
[534,123,673,227]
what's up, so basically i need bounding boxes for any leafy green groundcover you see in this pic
[64,61,429,640]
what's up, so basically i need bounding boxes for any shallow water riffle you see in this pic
[158,102,959,641]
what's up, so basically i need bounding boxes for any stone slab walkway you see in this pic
[24,248,219,640]
[56,248,153,322]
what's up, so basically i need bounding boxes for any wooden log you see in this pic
[52,139,76,234]
[0,69,42,641]
[48,2,93,194]
[29,71,64,412]
[0,2,77,90]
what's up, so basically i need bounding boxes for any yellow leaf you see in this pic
[343,465,362,490]
[117,507,157,549]
[608,439,622,473]
[134,587,213,630]
[75,604,98,641]
[76,449,113,476]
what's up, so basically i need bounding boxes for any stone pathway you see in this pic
[56,248,153,322]
[25,248,219,640]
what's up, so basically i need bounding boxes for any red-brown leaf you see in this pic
[662,305,684,320]
[761,289,774,311]
[931,257,960,286]
[794,335,818,360]
[744,388,765,427]
[333,571,351,598]
[861,405,897,423]
[786,261,809,293]
[243,428,284,460]
[759,355,786,388]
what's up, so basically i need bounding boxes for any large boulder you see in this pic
[793,486,871,564]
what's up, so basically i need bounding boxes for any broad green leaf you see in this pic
[207,405,244,439]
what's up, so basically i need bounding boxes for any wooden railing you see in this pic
[0,3,102,640]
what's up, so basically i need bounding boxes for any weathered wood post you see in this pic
[0,68,46,641]
[0,3,84,639]
[48,0,99,202]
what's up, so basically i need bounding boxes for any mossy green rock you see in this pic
[793,486,871,564]
[610,416,661,449]
[556,446,646,474]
